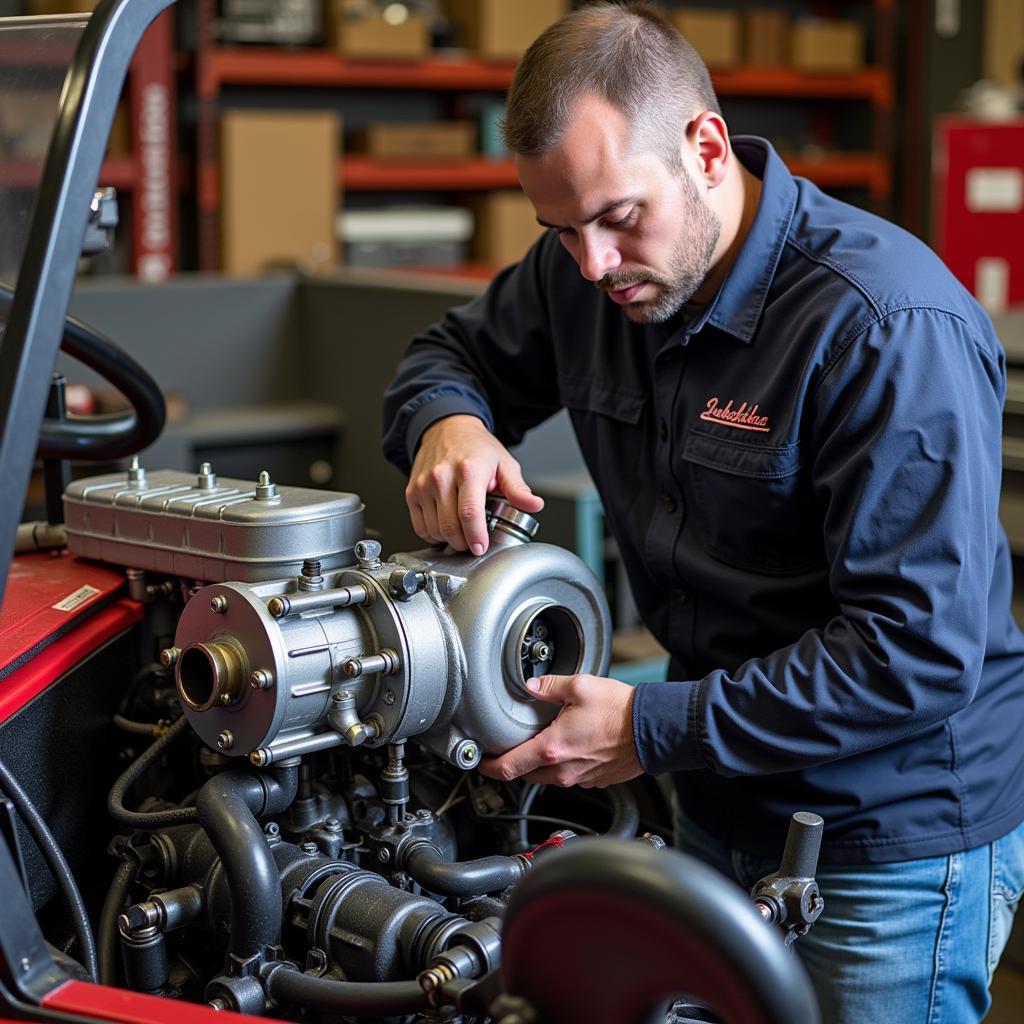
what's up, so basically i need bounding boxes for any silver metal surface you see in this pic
[63,466,364,581]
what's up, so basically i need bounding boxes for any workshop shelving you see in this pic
[192,0,898,272]
[0,12,177,279]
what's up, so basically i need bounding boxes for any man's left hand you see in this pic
[478,674,642,788]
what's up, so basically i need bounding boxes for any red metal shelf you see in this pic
[712,67,892,107]
[199,47,518,95]
[784,151,891,197]
[0,157,137,191]
[339,157,520,191]
[199,46,892,107]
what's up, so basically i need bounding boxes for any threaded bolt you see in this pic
[217,730,233,750]
[250,668,274,690]
[159,646,179,667]
[210,594,228,613]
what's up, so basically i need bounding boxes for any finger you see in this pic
[524,675,571,703]
[428,466,468,550]
[495,456,545,514]
[418,499,443,544]
[478,730,560,783]
[408,501,432,543]
[454,458,494,556]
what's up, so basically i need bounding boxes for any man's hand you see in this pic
[406,414,544,555]
[479,674,642,788]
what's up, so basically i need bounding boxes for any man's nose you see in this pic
[577,234,620,282]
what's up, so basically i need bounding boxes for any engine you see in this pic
[0,462,823,1024]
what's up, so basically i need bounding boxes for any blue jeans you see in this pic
[673,810,1024,1023]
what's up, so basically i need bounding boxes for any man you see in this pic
[382,4,1024,1020]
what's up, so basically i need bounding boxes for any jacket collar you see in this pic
[672,137,798,346]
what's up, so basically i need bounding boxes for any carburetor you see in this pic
[63,465,611,769]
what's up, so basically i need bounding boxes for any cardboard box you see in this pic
[745,9,789,68]
[106,101,131,159]
[358,121,475,160]
[984,0,1024,88]
[325,2,429,61]
[668,9,741,69]
[221,110,339,276]
[446,0,568,62]
[27,0,98,13]
[791,19,864,73]
[472,190,545,268]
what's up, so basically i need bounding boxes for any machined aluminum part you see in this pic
[62,468,364,582]
[173,520,611,766]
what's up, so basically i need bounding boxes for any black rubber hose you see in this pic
[195,767,298,960]
[266,966,430,1016]
[0,756,99,982]
[0,282,166,462]
[404,842,527,897]
[98,858,136,985]
[605,783,641,839]
[107,715,198,830]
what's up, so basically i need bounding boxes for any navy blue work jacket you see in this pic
[382,137,1024,864]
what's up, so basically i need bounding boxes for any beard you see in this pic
[599,170,721,324]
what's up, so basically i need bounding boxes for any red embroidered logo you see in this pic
[699,397,770,432]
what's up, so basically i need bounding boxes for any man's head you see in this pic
[503,2,735,323]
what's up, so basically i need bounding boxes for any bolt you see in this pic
[301,841,319,855]
[264,822,280,838]
[159,646,179,667]
[217,730,233,750]
[250,668,274,690]
[529,641,551,662]
[461,745,477,762]
[20,957,30,973]
[219,692,231,705]
[416,808,432,820]
[533,623,548,639]
[208,998,229,1012]
[324,817,342,832]
[355,539,382,567]
[250,749,269,767]
[383,689,396,706]
[210,594,228,613]
[377,848,390,864]
[267,596,286,618]
[333,690,351,702]
[254,471,278,500]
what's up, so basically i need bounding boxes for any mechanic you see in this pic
[381,4,1024,1020]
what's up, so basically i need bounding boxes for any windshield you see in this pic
[0,15,88,290]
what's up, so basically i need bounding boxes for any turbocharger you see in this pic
[63,467,611,769]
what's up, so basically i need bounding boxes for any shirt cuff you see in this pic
[405,394,492,465]
[632,679,706,774]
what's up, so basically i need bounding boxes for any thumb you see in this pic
[525,674,570,703]
[495,457,545,513]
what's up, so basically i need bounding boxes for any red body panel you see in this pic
[43,981,266,1024]
[0,552,141,722]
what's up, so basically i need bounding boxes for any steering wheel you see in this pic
[1,281,165,460]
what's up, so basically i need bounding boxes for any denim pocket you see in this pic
[987,819,1024,978]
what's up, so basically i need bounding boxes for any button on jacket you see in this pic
[382,137,1024,864]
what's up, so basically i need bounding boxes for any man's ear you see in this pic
[688,111,730,188]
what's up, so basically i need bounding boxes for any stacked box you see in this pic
[472,191,545,268]
[668,9,742,69]
[446,0,567,61]
[791,19,864,73]
[221,110,339,276]
[324,1,429,61]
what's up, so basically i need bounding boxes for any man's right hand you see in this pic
[405,415,544,556]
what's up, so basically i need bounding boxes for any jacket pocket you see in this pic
[681,429,824,574]
[557,371,646,424]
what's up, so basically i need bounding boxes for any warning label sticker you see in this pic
[52,585,102,612]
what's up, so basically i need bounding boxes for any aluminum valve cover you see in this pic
[63,467,364,582]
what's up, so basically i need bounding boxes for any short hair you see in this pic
[502,2,721,169]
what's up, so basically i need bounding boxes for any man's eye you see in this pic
[606,208,637,229]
